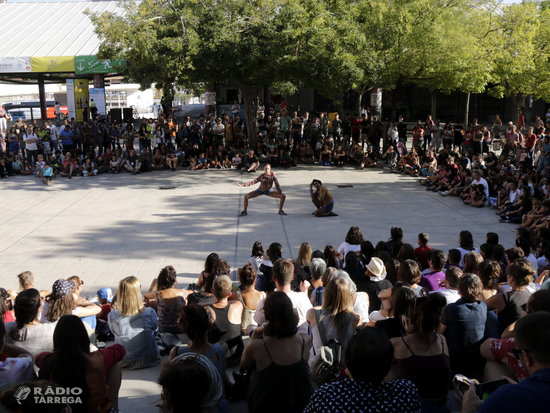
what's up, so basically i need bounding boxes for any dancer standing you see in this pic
[236,164,287,216]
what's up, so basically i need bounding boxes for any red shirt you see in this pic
[525,133,536,149]
[415,246,433,270]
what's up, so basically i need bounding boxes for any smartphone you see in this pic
[475,379,508,400]
[453,374,474,399]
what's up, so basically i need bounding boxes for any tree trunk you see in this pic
[357,90,363,117]
[464,92,470,127]
[160,84,174,116]
[242,86,258,146]
[430,90,437,120]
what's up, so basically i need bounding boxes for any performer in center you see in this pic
[310,179,337,216]
[235,164,287,216]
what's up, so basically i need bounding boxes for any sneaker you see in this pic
[239,211,247,217]
[278,210,287,215]
[499,218,510,223]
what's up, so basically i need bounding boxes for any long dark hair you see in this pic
[264,292,298,338]
[48,315,90,412]
[251,241,264,258]
[459,230,474,250]
[345,226,364,245]
[10,289,40,341]
[203,253,219,273]
[324,245,339,269]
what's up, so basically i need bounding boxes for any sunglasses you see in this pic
[510,347,532,360]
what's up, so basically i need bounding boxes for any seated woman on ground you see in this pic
[463,184,487,208]
[170,304,227,385]
[240,291,313,413]
[389,293,450,412]
[144,266,186,334]
[374,284,417,338]
[207,275,243,366]
[478,259,501,301]
[36,315,126,413]
[41,279,100,330]
[485,258,534,335]
[108,276,160,369]
[16,270,48,297]
[67,276,102,329]
[229,263,266,334]
[5,289,56,357]
[309,258,328,306]
[306,276,360,367]
[196,252,220,290]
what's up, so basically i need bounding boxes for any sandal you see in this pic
[239,211,247,216]
[278,210,287,216]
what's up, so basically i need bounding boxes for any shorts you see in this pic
[255,189,273,196]
[322,201,334,213]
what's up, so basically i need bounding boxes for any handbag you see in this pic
[309,310,343,386]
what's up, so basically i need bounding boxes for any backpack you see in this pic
[309,310,343,386]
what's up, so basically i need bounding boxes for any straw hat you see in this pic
[365,257,387,278]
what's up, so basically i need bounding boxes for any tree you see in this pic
[485,1,550,116]
[90,0,337,144]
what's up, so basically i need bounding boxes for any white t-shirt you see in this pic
[526,253,539,274]
[431,288,460,305]
[254,290,312,334]
[472,177,489,198]
[23,133,38,151]
[337,242,361,261]
[457,247,479,267]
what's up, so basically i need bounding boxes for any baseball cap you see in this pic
[97,287,113,303]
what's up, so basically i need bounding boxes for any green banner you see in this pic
[75,55,126,74]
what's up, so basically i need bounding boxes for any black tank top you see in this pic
[247,336,312,413]
[208,304,242,347]
[398,335,451,400]
[498,290,530,333]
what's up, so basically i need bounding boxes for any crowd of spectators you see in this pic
[2,224,550,412]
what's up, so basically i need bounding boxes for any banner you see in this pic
[66,79,76,121]
[75,55,126,74]
[31,56,75,73]
[74,79,89,122]
[0,57,32,73]
[90,88,106,117]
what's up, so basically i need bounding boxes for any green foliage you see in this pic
[88,0,550,111]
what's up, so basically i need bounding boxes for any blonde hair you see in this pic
[296,242,313,267]
[67,276,83,293]
[17,271,34,290]
[116,276,144,317]
[322,277,354,334]
[213,275,233,299]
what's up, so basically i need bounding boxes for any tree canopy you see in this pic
[89,0,550,134]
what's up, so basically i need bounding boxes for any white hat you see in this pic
[365,257,387,278]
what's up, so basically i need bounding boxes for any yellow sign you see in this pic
[74,79,89,122]
[31,56,75,73]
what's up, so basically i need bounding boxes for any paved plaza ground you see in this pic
[0,166,515,411]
